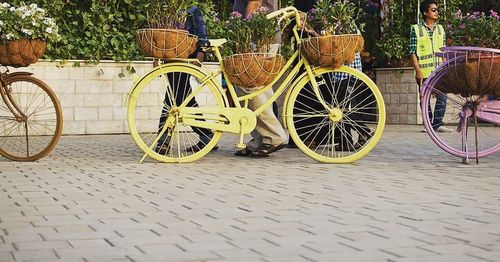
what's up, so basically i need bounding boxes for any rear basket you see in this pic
[136,28,198,59]
[301,34,364,69]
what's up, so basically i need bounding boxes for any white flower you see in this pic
[1,3,11,8]
[45,27,53,34]
[5,33,14,40]
[30,3,38,9]
[21,29,33,36]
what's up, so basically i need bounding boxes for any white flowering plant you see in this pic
[0,2,60,43]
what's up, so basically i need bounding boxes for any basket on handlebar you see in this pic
[0,39,46,67]
[223,53,285,89]
[136,29,198,59]
[301,34,364,69]
[434,49,500,96]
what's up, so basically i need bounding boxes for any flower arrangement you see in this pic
[136,0,199,59]
[0,2,60,42]
[225,7,278,54]
[447,9,500,49]
[222,7,284,89]
[144,0,198,29]
[306,0,364,36]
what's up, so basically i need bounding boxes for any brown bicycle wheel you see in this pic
[0,74,63,161]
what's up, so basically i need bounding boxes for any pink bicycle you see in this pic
[421,46,500,164]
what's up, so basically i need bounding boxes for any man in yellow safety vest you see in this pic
[410,0,453,132]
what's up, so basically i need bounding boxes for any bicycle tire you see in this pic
[285,66,386,163]
[422,67,500,159]
[127,63,224,163]
[0,75,63,161]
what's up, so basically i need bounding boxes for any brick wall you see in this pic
[375,67,461,125]
[375,68,420,125]
[9,60,221,135]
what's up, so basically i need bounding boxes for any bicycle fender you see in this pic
[5,72,34,79]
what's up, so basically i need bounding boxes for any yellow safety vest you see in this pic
[413,24,444,78]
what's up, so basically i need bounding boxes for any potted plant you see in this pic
[301,0,365,69]
[136,0,198,59]
[222,7,284,89]
[436,9,500,96]
[0,2,60,67]
[372,33,410,68]
[447,9,500,49]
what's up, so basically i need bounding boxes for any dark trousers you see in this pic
[158,72,213,144]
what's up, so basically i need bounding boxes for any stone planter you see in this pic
[375,67,420,125]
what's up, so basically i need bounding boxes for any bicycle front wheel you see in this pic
[286,66,385,163]
[422,70,500,159]
[127,64,225,163]
[0,75,63,161]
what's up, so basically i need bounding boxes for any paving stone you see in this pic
[0,126,499,260]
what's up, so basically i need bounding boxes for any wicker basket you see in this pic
[0,39,46,67]
[223,53,285,89]
[435,55,500,96]
[136,28,198,59]
[301,34,364,69]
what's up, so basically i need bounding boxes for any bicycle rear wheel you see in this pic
[0,75,63,161]
[127,64,224,163]
[286,66,385,163]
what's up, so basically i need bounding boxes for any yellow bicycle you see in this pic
[127,7,386,163]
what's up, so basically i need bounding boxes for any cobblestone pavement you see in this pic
[1,125,499,262]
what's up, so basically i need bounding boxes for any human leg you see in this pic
[157,72,215,152]
[432,92,447,129]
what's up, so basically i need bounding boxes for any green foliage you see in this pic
[447,10,500,48]
[372,33,410,67]
[0,2,60,42]
[306,0,364,35]
[145,0,198,28]
[225,7,279,54]
[8,0,150,63]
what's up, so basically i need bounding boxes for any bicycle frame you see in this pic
[176,7,333,120]
[0,70,31,121]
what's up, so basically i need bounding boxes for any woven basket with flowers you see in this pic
[300,0,364,69]
[0,3,60,67]
[136,0,199,59]
[222,7,284,89]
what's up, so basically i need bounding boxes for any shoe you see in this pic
[250,143,287,157]
[356,131,374,148]
[155,144,170,155]
[185,142,219,152]
[334,143,357,151]
[435,126,454,133]
[235,148,254,157]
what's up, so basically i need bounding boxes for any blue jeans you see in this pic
[429,93,447,129]
[421,78,447,129]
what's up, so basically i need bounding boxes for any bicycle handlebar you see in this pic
[266,6,302,27]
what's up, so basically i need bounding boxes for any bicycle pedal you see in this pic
[235,143,246,149]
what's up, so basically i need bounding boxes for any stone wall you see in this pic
[10,62,460,135]
[375,67,461,125]
[9,60,221,135]
[375,68,420,125]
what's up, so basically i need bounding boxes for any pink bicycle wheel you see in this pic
[421,46,500,160]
